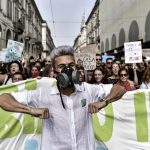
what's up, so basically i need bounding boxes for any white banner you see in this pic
[0,78,150,150]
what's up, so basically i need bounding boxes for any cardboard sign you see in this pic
[0,49,7,62]
[142,49,150,57]
[102,55,115,63]
[5,40,24,62]
[74,53,96,70]
[124,41,142,63]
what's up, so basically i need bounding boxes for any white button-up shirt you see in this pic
[11,82,106,150]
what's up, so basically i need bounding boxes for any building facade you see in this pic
[73,15,87,53]
[73,0,100,54]
[42,21,55,57]
[99,0,150,59]
[0,0,54,58]
[86,0,100,47]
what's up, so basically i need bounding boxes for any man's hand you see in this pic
[30,107,49,119]
[88,101,106,114]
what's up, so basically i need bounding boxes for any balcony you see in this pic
[13,19,25,34]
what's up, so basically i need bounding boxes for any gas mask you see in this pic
[56,66,80,88]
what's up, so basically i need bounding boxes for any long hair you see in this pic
[142,67,150,83]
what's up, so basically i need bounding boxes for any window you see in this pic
[28,5,32,21]
[7,0,12,19]
[0,0,1,10]
[15,7,19,22]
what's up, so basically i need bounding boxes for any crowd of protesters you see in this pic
[0,53,150,91]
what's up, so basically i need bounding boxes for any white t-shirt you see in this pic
[139,82,150,89]
[11,82,109,150]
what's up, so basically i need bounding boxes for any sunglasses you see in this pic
[96,59,102,61]
[107,62,112,64]
[120,74,128,77]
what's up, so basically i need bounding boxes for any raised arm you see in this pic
[88,84,126,113]
[0,93,49,119]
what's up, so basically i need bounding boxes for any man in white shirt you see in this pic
[0,45,126,150]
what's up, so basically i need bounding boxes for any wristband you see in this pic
[101,98,109,106]
[104,99,109,106]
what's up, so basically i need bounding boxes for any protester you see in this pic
[42,64,55,78]
[0,45,126,150]
[44,56,51,67]
[87,70,93,84]
[96,53,102,68]
[12,72,25,83]
[0,60,24,85]
[91,68,105,84]
[139,67,150,89]
[105,57,113,77]
[76,65,85,83]
[107,62,120,84]
[28,66,40,78]
[117,68,136,91]
[129,62,147,87]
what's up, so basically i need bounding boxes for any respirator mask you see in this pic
[56,66,80,88]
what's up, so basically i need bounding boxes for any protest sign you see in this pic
[102,55,115,63]
[5,40,24,62]
[142,49,150,57]
[74,53,96,70]
[0,49,7,62]
[124,41,142,63]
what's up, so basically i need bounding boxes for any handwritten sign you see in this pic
[142,49,150,57]
[0,49,7,62]
[74,53,96,70]
[102,55,114,63]
[5,40,24,62]
[124,41,142,63]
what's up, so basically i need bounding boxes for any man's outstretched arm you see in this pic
[88,85,126,113]
[0,93,49,119]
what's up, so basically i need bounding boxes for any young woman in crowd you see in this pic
[139,67,150,89]
[116,68,136,91]
[91,68,106,84]
[107,62,120,84]
[30,66,40,78]
[42,64,55,78]
[0,61,24,85]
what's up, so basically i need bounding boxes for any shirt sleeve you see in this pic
[85,83,113,102]
[139,83,148,89]
[11,88,41,107]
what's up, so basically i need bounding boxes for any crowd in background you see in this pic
[0,53,150,91]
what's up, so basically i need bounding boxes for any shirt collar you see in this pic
[49,83,85,95]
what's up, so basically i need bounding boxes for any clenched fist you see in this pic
[88,101,107,113]
[30,107,49,119]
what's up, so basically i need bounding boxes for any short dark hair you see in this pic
[8,60,23,73]
[106,57,113,62]
[76,65,84,70]
[12,71,25,80]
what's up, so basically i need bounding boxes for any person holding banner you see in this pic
[0,45,126,150]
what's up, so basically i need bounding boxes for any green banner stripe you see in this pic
[92,104,114,142]
[25,79,37,90]
[134,92,148,142]
[0,84,19,93]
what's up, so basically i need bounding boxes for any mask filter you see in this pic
[56,66,80,88]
